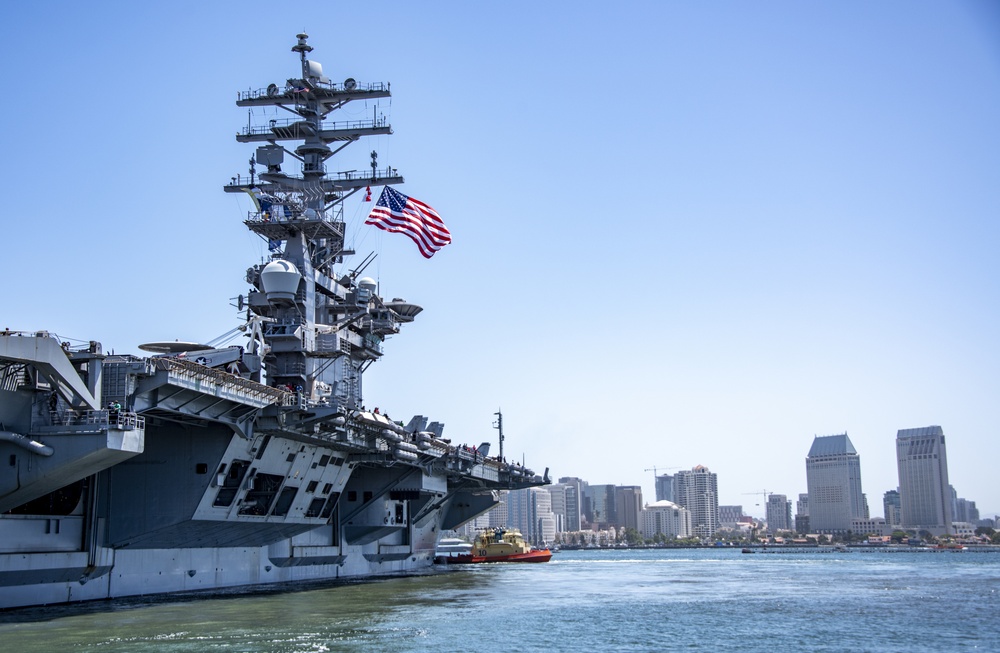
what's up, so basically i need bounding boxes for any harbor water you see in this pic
[2,548,997,652]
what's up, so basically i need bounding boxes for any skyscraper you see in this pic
[585,484,616,529]
[896,426,952,536]
[557,476,585,532]
[615,486,643,531]
[672,465,719,538]
[506,487,556,545]
[795,493,809,534]
[766,494,792,532]
[953,497,979,525]
[805,433,866,533]
[883,490,901,528]
[654,474,674,502]
[546,484,568,533]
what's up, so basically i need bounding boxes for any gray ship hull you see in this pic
[0,523,443,609]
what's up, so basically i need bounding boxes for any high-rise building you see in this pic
[506,487,556,545]
[533,488,557,545]
[641,501,691,539]
[673,465,719,538]
[805,433,866,533]
[795,493,810,534]
[547,484,568,533]
[557,477,585,532]
[883,490,901,527]
[457,512,491,538]
[585,484,616,529]
[654,474,674,502]
[766,494,792,532]
[615,486,643,531]
[896,426,952,536]
[487,491,508,528]
[718,505,745,529]
[954,497,979,524]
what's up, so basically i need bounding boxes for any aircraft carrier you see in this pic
[0,33,547,609]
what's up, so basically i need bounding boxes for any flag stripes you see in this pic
[365,186,451,258]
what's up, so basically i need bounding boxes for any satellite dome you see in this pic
[357,277,377,292]
[386,298,423,322]
[260,259,301,303]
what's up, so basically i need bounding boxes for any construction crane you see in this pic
[644,465,681,479]
[742,489,772,507]
[645,467,682,500]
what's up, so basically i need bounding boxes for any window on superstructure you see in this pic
[239,472,284,516]
[305,498,326,518]
[321,492,341,519]
[213,459,251,507]
[271,486,298,517]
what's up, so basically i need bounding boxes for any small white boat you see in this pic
[435,537,474,561]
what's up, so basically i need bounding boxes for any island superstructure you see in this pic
[0,33,547,609]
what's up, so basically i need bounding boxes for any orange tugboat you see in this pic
[438,527,552,564]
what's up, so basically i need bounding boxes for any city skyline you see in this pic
[567,425,993,523]
[468,464,995,548]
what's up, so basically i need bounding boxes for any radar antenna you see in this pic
[493,409,505,462]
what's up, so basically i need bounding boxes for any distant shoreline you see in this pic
[556,544,1000,552]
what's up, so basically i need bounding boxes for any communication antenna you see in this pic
[493,409,505,462]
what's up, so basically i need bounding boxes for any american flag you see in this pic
[365,186,451,258]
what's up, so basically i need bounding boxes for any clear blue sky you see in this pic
[4,1,999,518]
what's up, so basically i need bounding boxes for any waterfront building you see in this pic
[654,474,674,502]
[616,486,644,531]
[718,505,745,529]
[504,489,530,539]
[457,512,491,538]
[641,500,691,539]
[547,484,568,533]
[795,494,809,534]
[557,476,586,532]
[586,484,617,529]
[486,491,508,528]
[536,502,557,545]
[954,497,979,524]
[673,465,719,538]
[506,487,557,546]
[896,426,952,536]
[766,494,792,532]
[883,490,902,527]
[851,517,890,538]
[805,433,866,534]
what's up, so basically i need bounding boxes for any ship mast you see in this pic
[224,33,413,409]
[493,410,505,462]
